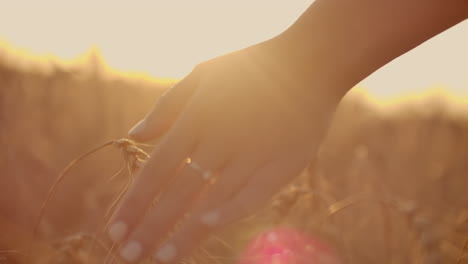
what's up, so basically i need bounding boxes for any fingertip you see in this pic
[108,221,128,242]
[128,116,172,142]
[128,119,161,142]
[128,121,146,141]
[200,211,221,227]
[154,243,177,263]
[128,119,147,138]
[120,241,143,262]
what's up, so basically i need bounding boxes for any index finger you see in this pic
[108,113,199,243]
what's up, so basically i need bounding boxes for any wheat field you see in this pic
[0,43,467,263]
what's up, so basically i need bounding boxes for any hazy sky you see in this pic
[0,0,467,97]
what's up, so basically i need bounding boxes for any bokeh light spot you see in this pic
[238,227,341,264]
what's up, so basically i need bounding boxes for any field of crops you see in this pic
[0,45,467,263]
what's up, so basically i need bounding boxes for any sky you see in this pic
[0,0,467,98]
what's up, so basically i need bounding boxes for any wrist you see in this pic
[253,33,350,107]
[268,0,467,105]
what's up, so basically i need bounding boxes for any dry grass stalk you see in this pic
[28,139,150,263]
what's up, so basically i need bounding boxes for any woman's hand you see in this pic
[107,0,465,260]
[107,39,343,263]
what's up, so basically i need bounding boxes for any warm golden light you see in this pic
[0,1,466,97]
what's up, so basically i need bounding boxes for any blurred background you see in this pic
[1,1,467,263]
[0,0,467,97]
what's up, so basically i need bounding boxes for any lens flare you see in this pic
[238,227,341,264]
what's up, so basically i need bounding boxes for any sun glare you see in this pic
[0,1,466,97]
[239,227,341,264]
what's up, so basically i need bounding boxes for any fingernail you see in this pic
[154,243,177,263]
[108,221,128,242]
[120,241,142,262]
[200,211,220,226]
[128,119,146,136]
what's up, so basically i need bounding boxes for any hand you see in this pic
[108,39,342,263]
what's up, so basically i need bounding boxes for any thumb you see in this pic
[128,71,199,142]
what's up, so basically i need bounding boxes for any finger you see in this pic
[212,156,306,226]
[129,69,199,141]
[151,156,262,263]
[117,140,229,263]
[108,115,198,244]
[152,157,305,263]
[194,154,265,209]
